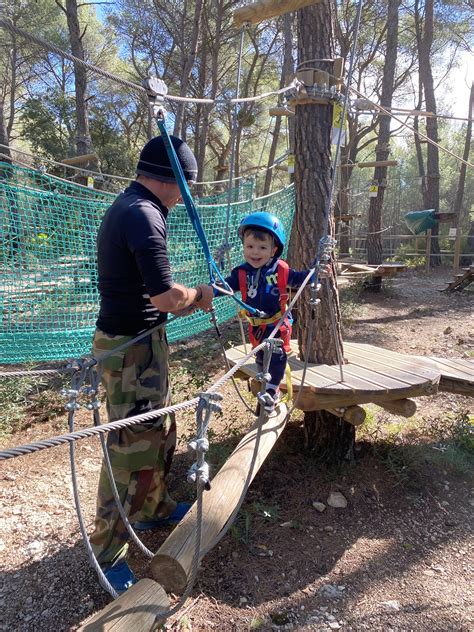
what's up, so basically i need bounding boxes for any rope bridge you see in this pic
[0,161,295,364]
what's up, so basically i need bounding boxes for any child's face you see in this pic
[243,232,278,268]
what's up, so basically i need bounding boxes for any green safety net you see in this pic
[0,162,294,364]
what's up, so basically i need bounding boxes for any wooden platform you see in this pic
[339,262,407,279]
[442,266,474,292]
[428,356,474,396]
[226,341,440,412]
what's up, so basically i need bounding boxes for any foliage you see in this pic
[358,407,474,485]
[0,372,66,440]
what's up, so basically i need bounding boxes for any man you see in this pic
[90,134,214,594]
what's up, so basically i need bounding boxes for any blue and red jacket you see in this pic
[224,258,309,351]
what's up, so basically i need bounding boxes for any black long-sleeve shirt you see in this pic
[96,181,173,335]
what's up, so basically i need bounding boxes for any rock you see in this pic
[25,541,44,556]
[280,521,294,528]
[443,326,452,334]
[327,492,347,508]
[381,600,400,611]
[319,584,343,599]
[328,623,341,630]
[324,525,334,532]
[431,565,445,573]
[312,501,326,513]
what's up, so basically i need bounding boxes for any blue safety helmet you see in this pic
[238,212,286,256]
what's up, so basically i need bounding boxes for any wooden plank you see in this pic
[150,405,289,594]
[356,160,399,168]
[227,347,355,393]
[342,355,420,386]
[431,357,474,379]
[61,153,98,166]
[344,343,440,382]
[77,579,169,631]
[234,0,320,27]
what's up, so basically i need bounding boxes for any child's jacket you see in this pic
[224,258,309,351]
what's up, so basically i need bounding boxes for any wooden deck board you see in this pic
[427,356,474,396]
[226,342,441,409]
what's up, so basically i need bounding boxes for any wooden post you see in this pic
[425,229,432,272]
[150,405,289,594]
[234,0,321,27]
[453,227,462,274]
[77,579,169,632]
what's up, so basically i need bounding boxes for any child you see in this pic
[221,212,319,412]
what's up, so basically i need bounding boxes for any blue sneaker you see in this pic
[133,502,192,531]
[103,560,137,595]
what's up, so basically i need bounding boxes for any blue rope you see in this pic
[156,117,263,317]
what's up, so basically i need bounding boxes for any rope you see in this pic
[0,368,69,378]
[0,19,295,107]
[349,86,474,169]
[0,338,267,461]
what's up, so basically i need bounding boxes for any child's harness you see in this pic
[238,260,292,352]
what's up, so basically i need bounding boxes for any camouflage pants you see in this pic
[89,327,177,568]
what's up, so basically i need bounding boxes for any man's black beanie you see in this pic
[136,135,198,182]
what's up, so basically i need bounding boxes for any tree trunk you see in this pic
[453,82,473,228]
[63,0,91,185]
[173,0,203,137]
[417,0,441,266]
[366,0,400,291]
[0,97,11,165]
[292,0,353,462]
[263,13,294,196]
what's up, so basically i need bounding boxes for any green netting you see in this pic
[0,162,117,203]
[0,162,294,364]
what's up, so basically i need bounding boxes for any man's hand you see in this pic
[171,305,196,317]
[195,283,214,311]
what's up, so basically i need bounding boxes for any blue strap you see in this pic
[156,118,261,317]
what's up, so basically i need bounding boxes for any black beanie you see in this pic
[136,135,198,182]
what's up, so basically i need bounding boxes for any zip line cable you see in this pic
[349,86,474,169]
[0,144,288,189]
[0,18,295,106]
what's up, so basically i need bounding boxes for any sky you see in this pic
[443,51,473,119]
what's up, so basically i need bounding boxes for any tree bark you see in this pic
[292,0,354,462]
[416,0,441,266]
[453,82,473,227]
[61,0,91,184]
[366,0,400,291]
[263,13,294,196]
[172,0,203,138]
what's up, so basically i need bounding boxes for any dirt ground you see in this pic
[0,268,473,632]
